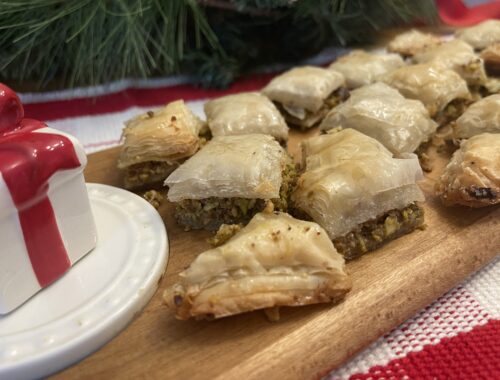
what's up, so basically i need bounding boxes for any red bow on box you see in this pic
[0,84,81,287]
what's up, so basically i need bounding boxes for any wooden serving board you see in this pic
[53,129,499,380]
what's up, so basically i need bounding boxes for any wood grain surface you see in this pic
[52,129,500,380]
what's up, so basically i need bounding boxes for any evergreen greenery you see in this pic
[0,0,436,89]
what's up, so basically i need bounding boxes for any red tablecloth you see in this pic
[16,48,500,379]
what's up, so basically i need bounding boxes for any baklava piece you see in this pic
[118,100,204,189]
[320,83,437,162]
[413,39,487,88]
[382,62,472,126]
[293,129,425,260]
[387,29,442,57]
[436,133,500,207]
[164,211,352,320]
[165,134,297,231]
[328,50,405,89]
[452,94,500,140]
[204,92,288,144]
[456,19,500,50]
[262,66,347,129]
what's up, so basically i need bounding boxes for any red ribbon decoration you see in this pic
[0,84,81,287]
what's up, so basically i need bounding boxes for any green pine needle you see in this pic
[0,0,436,89]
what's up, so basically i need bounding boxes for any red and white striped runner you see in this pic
[16,56,500,378]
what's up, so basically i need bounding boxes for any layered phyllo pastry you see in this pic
[164,210,352,320]
[262,66,348,129]
[118,100,204,189]
[436,133,500,207]
[413,39,487,87]
[381,62,471,126]
[452,94,500,140]
[204,92,288,144]
[165,134,297,231]
[387,29,441,57]
[293,129,425,260]
[319,83,437,160]
[456,19,500,50]
[328,50,405,89]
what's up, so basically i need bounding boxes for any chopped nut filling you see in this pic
[124,161,176,190]
[434,98,471,127]
[275,86,350,130]
[208,224,243,247]
[174,162,298,231]
[332,203,424,260]
[142,190,164,209]
[414,140,433,172]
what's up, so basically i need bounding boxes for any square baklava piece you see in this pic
[413,39,487,88]
[456,19,500,51]
[262,66,347,129]
[387,29,441,58]
[328,50,405,89]
[165,134,296,231]
[436,133,500,207]
[452,94,500,140]
[293,129,425,260]
[382,62,472,126]
[320,82,437,161]
[204,92,288,144]
[118,100,204,189]
[164,210,351,320]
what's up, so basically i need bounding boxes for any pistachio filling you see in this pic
[142,190,164,209]
[414,140,433,172]
[124,161,176,189]
[434,98,470,127]
[275,87,350,130]
[332,203,424,260]
[174,162,298,231]
[208,223,243,247]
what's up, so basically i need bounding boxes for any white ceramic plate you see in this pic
[0,183,168,380]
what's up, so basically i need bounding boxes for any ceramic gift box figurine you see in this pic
[0,83,97,314]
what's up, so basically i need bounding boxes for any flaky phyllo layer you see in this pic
[413,39,487,86]
[436,133,500,208]
[165,134,289,201]
[262,66,346,128]
[320,83,437,156]
[204,92,289,141]
[164,212,351,320]
[293,129,425,241]
[118,100,204,169]
[381,62,471,118]
[328,50,405,89]
[456,19,500,50]
[452,94,500,139]
[387,29,442,57]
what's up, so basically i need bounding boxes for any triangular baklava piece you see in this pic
[164,211,351,320]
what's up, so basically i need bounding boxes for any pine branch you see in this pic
[0,0,437,89]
